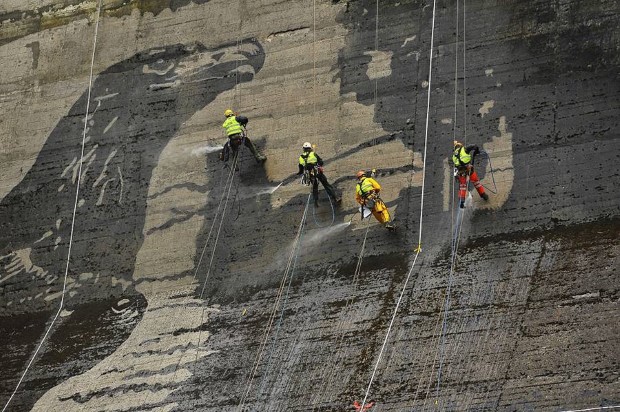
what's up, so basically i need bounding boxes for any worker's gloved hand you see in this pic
[459,200,465,209]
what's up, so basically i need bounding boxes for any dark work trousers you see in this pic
[313,172,338,205]
[222,133,263,162]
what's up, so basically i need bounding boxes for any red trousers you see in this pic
[457,168,486,201]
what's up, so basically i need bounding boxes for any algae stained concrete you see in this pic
[0,0,619,411]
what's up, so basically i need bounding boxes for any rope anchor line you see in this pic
[2,1,104,410]
[358,0,437,408]
[237,195,312,411]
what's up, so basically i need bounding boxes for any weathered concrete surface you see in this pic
[0,0,619,411]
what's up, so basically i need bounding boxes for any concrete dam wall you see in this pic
[0,0,618,410]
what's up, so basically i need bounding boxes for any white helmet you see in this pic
[302,142,312,150]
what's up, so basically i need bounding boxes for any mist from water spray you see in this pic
[261,182,283,195]
[465,192,473,208]
[268,221,350,271]
[237,182,283,200]
[191,145,224,156]
[302,221,351,248]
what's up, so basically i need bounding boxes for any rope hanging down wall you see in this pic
[2,1,104,410]
[358,0,438,409]
[237,195,312,411]
[144,2,248,402]
[432,0,469,405]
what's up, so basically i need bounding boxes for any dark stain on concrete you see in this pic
[0,0,212,48]
[25,41,40,70]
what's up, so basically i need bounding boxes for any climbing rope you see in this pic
[192,153,240,282]
[358,0,438,409]
[188,0,249,374]
[138,151,242,407]
[452,0,460,150]
[462,0,468,146]
[309,221,371,411]
[410,301,444,410]
[257,198,311,396]
[312,0,317,143]
[311,191,336,228]
[429,0,470,406]
[192,152,241,362]
[144,3,248,402]
[559,406,620,412]
[433,207,465,406]
[308,2,386,408]
[1,2,104,410]
[235,1,325,406]
[237,195,312,411]
[479,150,498,194]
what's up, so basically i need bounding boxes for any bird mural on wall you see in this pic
[0,39,265,409]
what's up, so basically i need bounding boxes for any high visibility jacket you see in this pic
[299,151,319,167]
[356,177,381,204]
[452,146,472,167]
[222,116,243,136]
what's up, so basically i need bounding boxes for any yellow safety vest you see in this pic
[222,116,243,136]
[299,151,318,166]
[452,146,472,167]
[356,177,377,198]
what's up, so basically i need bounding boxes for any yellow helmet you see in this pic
[224,109,234,117]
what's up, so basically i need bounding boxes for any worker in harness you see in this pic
[355,170,395,230]
[452,140,488,208]
[220,109,266,163]
[297,142,341,207]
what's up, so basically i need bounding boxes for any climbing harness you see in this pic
[301,166,336,228]
[301,167,314,186]
[221,128,248,165]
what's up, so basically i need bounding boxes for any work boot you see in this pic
[481,192,489,201]
[385,222,396,231]
[459,200,465,209]
[255,153,267,164]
